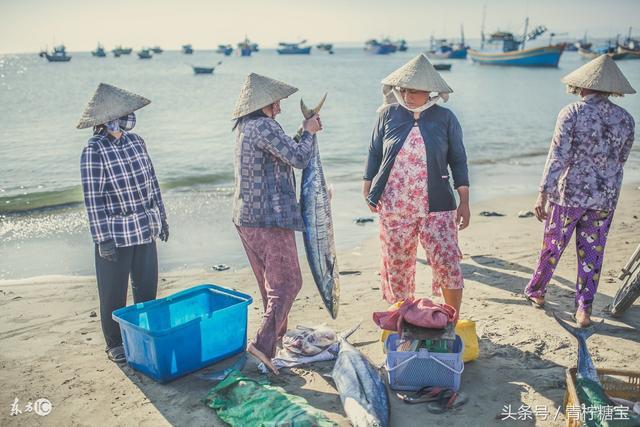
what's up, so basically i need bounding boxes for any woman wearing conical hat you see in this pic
[525,55,636,327]
[231,73,322,374]
[363,54,470,317]
[78,83,169,363]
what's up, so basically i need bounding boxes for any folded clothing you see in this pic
[373,298,457,332]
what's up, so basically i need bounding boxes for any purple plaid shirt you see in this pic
[80,130,166,247]
[540,95,635,211]
[232,117,315,231]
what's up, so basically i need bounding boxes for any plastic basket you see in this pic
[385,334,464,391]
[112,284,252,383]
[563,368,640,427]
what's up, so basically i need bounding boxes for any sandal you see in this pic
[106,345,127,364]
[525,294,545,309]
[426,391,468,414]
[397,387,452,404]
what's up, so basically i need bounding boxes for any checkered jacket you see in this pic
[80,130,167,247]
[232,117,315,231]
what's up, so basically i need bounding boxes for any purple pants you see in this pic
[236,226,302,359]
[525,203,614,311]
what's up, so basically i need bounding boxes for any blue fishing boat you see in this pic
[91,44,106,57]
[217,44,233,56]
[426,26,468,59]
[468,19,565,67]
[237,37,253,57]
[364,39,397,55]
[137,48,152,59]
[277,40,312,55]
[113,46,132,55]
[151,46,163,54]
[39,45,71,62]
[182,44,194,54]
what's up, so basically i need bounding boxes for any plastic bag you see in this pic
[455,319,479,363]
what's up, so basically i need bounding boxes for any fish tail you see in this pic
[552,311,603,341]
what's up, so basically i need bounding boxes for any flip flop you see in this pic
[426,391,468,414]
[525,295,545,309]
[106,345,126,364]
[397,387,452,404]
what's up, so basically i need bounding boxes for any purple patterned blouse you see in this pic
[540,95,635,211]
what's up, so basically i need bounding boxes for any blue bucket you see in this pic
[112,284,252,383]
[385,334,464,391]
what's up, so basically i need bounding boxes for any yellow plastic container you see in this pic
[455,319,479,363]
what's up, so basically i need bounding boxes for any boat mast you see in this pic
[460,24,465,46]
[521,17,529,50]
[480,2,487,50]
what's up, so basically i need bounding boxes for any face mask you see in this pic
[118,112,136,131]
[103,112,136,133]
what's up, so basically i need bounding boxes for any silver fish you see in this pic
[299,94,340,319]
[332,339,390,427]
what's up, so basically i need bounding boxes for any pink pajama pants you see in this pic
[236,226,303,359]
[379,211,464,304]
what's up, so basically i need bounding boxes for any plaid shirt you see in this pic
[232,117,315,231]
[81,130,167,247]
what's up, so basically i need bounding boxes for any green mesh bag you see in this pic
[204,370,336,426]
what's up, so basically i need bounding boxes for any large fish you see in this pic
[299,94,340,319]
[553,313,640,427]
[332,339,390,427]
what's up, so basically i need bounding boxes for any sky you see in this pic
[1,0,639,53]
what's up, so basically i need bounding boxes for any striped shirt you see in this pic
[80,130,166,247]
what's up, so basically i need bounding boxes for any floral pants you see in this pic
[525,203,614,311]
[379,211,464,304]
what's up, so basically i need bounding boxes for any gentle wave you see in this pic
[469,149,549,166]
[0,172,234,214]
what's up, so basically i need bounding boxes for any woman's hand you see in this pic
[362,180,378,213]
[534,192,549,222]
[456,202,470,230]
[303,114,322,135]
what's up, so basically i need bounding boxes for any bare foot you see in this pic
[575,310,591,328]
[525,295,545,308]
[247,343,279,375]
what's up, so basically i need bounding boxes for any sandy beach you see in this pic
[1,185,639,426]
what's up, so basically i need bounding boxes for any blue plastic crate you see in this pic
[385,334,464,391]
[112,284,252,383]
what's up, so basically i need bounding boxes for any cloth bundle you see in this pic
[373,297,457,332]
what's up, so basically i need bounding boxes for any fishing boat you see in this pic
[237,37,253,57]
[250,43,259,52]
[468,19,565,67]
[192,66,214,74]
[182,44,194,54]
[364,39,397,55]
[578,47,598,60]
[137,48,152,59]
[151,46,163,54]
[113,46,132,55]
[39,45,71,62]
[426,26,468,59]
[433,63,452,71]
[277,40,312,55]
[316,43,334,54]
[397,39,408,52]
[617,27,640,59]
[217,44,233,56]
[91,44,106,57]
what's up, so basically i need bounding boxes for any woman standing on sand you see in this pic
[363,54,470,317]
[525,55,635,327]
[231,73,322,374]
[78,83,169,364]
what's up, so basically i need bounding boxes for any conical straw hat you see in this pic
[381,53,453,93]
[562,54,636,96]
[232,73,298,119]
[76,83,150,129]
